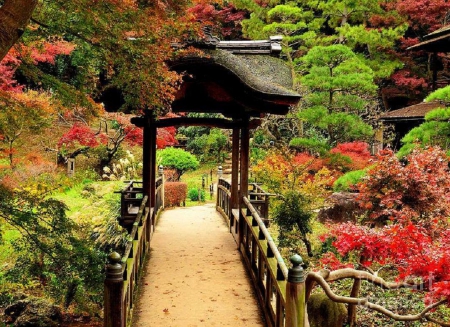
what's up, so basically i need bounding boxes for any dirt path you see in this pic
[132,204,265,327]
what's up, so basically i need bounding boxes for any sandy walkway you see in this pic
[132,204,265,327]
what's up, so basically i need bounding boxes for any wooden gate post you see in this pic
[104,252,125,327]
[285,254,306,327]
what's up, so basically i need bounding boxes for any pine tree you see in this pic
[296,44,376,145]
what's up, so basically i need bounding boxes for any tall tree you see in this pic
[295,45,377,145]
[0,0,38,61]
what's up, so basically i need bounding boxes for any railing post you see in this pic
[104,252,125,327]
[159,165,164,210]
[285,254,306,327]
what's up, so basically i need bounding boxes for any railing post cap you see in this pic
[109,251,122,264]
[290,254,303,266]
[106,252,123,281]
[288,254,305,283]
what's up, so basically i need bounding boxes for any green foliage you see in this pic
[157,147,199,180]
[186,128,229,163]
[425,85,450,103]
[250,147,268,166]
[336,24,406,79]
[0,185,105,310]
[273,190,314,257]
[333,169,366,192]
[206,129,228,162]
[324,152,352,172]
[187,188,205,202]
[398,107,450,157]
[188,134,208,158]
[289,137,330,155]
[398,86,450,156]
[298,45,376,145]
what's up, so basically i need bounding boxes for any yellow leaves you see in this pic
[11,90,56,115]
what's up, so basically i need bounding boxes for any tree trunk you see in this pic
[0,0,38,61]
[301,235,314,257]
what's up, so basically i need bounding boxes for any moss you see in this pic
[307,292,347,327]
[171,49,299,98]
[209,49,299,97]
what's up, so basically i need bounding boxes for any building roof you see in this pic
[379,101,445,121]
[407,25,450,52]
[168,31,301,118]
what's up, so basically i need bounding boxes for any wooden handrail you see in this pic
[216,178,289,327]
[121,196,148,270]
[104,178,164,327]
[243,196,288,278]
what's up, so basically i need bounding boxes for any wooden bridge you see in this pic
[102,176,447,327]
[103,178,305,327]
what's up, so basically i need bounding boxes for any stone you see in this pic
[317,192,364,223]
[5,298,63,327]
[307,292,347,327]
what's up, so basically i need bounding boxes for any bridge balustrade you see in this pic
[217,177,294,327]
[104,178,163,327]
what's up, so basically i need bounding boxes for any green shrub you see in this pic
[164,182,187,207]
[333,169,366,192]
[289,137,330,155]
[187,188,205,201]
[157,147,199,180]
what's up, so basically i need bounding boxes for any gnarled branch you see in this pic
[306,271,448,324]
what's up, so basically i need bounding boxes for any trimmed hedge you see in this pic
[164,182,187,207]
[187,188,205,202]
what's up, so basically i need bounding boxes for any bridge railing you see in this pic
[249,183,275,226]
[104,177,163,327]
[217,177,294,327]
[241,195,289,327]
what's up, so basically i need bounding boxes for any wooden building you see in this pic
[379,101,444,149]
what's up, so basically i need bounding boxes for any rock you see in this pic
[5,298,63,327]
[307,292,347,327]
[317,192,364,223]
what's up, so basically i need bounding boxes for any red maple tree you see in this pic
[320,147,450,318]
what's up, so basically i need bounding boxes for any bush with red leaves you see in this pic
[164,182,187,207]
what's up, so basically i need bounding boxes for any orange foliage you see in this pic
[164,182,187,207]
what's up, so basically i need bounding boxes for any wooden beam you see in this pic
[239,118,250,202]
[131,116,261,130]
[142,114,151,210]
[149,125,157,210]
[231,127,240,210]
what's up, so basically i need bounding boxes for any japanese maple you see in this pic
[320,147,450,319]
[357,147,450,227]
[329,141,372,171]
[188,2,246,39]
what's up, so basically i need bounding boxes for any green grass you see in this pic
[180,162,218,206]
[52,180,121,218]
[0,227,21,279]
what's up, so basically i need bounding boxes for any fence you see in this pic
[104,178,163,327]
[216,177,305,327]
